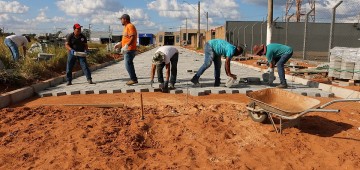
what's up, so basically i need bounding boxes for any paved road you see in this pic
[38,47,333,97]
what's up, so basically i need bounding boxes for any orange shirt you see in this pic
[122,23,137,51]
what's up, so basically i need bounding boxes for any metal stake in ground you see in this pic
[140,93,145,120]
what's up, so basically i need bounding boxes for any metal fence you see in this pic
[225,1,360,62]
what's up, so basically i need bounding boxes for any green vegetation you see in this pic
[0,36,153,91]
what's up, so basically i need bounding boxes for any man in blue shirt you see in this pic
[191,39,243,87]
[253,43,293,88]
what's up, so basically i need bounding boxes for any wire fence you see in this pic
[224,1,360,62]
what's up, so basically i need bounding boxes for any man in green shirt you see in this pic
[253,43,293,88]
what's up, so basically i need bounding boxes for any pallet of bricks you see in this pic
[328,47,360,84]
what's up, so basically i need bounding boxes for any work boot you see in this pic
[214,79,221,87]
[88,79,95,84]
[126,80,138,85]
[276,83,288,89]
[191,76,200,85]
[66,81,72,86]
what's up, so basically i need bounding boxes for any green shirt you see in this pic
[208,39,236,59]
[266,43,293,63]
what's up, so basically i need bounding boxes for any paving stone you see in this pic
[149,88,162,92]
[67,91,80,95]
[135,88,150,92]
[301,92,308,96]
[123,89,135,93]
[204,90,211,95]
[246,90,253,95]
[95,90,108,94]
[190,91,205,96]
[328,93,335,98]
[108,89,122,94]
[170,89,183,94]
[81,90,95,95]
[227,90,240,94]
[315,93,321,97]
[40,93,53,97]
[53,92,67,96]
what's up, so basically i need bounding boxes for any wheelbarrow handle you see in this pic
[319,99,360,109]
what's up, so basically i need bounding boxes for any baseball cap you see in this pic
[119,14,130,21]
[73,23,82,29]
[152,52,165,65]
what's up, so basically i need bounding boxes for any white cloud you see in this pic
[0,1,29,13]
[147,0,240,30]
[56,0,122,16]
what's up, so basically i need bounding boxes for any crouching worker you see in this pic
[150,46,179,91]
[191,39,243,87]
[253,43,293,88]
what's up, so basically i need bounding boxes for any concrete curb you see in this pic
[0,58,123,109]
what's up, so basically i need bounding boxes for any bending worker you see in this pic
[4,34,31,61]
[150,46,179,90]
[253,43,293,88]
[191,39,243,87]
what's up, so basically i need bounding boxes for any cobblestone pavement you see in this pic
[38,47,333,97]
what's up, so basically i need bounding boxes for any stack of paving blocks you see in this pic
[329,47,360,80]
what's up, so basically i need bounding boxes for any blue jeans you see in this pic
[156,53,179,84]
[194,43,222,82]
[124,50,138,81]
[4,38,20,61]
[275,52,293,84]
[66,53,92,82]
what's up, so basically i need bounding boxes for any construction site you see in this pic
[1,0,360,169]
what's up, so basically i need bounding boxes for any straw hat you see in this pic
[152,52,165,64]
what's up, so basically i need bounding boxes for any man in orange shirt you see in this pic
[115,14,138,85]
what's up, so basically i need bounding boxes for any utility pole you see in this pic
[267,0,273,45]
[108,25,111,51]
[186,18,188,45]
[206,12,209,31]
[197,1,201,49]
[88,24,91,42]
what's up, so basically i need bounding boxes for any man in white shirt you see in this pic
[4,35,31,61]
[150,46,179,90]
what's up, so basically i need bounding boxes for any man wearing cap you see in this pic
[253,43,293,88]
[65,23,93,85]
[190,39,243,87]
[4,35,31,61]
[150,46,179,90]
[114,14,138,85]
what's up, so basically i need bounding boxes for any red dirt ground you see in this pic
[1,93,360,169]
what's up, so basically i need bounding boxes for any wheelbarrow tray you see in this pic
[246,88,320,117]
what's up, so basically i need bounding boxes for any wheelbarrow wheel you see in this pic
[247,101,268,123]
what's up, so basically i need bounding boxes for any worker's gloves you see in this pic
[70,49,76,55]
[121,44,129,54]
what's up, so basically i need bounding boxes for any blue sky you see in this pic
[0,0,356,35]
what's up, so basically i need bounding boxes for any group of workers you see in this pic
[3,13,294,89]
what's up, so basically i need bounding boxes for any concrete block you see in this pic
[135,88,150,92]
[204,90,211,95]
[108,89,121,94]
[318,83,333,92]
[31,82,50,93]
[170,90,183,94]
[246,77,261,85]
[123,89,135,93]
[45,76,65,87]
[328,93,335,98]
[190,91,206,96]
[53,92,67,97]
[246,90,253,95]
[315,93,321,97]
[0,95,11,108]
[67,91,80,95]
[149,88,162,92]
[187,70,192,73]
[80,90,95,95]
[8,86,34,104]
[301,92,307,96]
[211,90,226,94]
[95,90,108,94]
[40,93,52,97]
[227,90,239,94]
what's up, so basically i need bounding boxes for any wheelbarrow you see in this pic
[246,88,360,133]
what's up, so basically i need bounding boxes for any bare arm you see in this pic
[151,64,156,80]
[269,60,276,68]
[225,58,237,79]
[165,63,170,81]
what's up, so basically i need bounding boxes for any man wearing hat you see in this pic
[65,23,93,85]
[253,43,293,88]
[150,46,179,90]
[114,14,138,85]
[4,34,31,61]
[190,39,243,87]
